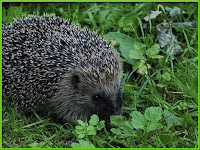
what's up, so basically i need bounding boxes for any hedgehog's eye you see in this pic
[71,75,80,88]
[92,94,102,101]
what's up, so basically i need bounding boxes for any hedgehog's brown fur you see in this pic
[2,15,123,122]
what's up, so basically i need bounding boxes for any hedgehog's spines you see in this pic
[3,15,123,122]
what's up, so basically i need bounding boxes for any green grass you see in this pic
[2,2,198,148]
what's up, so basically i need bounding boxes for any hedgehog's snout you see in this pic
[113,103,123,116]
[101,102,123,121]
[91,91,123,120]
[112,97,123,116]
[113,88,123,116]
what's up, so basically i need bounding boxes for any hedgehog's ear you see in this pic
[71,74,80,89]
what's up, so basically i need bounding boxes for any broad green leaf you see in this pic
[75,128,84,134]
[146,122,163,132]
[131,111,146,129]
[28,142,47,148]
[123,129,136,137]
[162,72,171,81]
[129,49,144,59]
[120,121,136,137]
[124,120,134,129]
[110,128,122,135]
[71,143,82,148]
[77,120,85,127]
[132,60,143,70]
[132,60,151,75]
[71,140,95,148]
[38,142,46,148]
[129,42,146,59]
[75,125,83,130]
[28,142,39,148]
[146,44,160,57]
[163,110,183,128]
[97,120,105,130]
[89,114,99,126]
[78,133,85,139]
[119,16,135,32]
[105,32,136,65]
[137,64,147,75]
[110,115,126,127]
[144,107,162,122]
[79,140,95,148]
[87,125,96,135]
[151,55,164,59]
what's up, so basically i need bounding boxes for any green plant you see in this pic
[74,115,105,139]
[2,2,198,148]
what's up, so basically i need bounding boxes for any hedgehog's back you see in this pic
[2,15,118,111]
[2,16,72,109]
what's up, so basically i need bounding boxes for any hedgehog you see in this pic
[2,15,123,122]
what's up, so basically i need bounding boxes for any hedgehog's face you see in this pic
[71,69,123,121]
[90,87,123,120]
